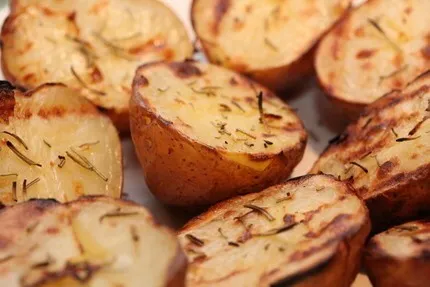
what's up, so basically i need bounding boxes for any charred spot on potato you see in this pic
[356,49,376,59]
[421,45,430,60]
[169,62,202,78]
[134,75,149,87]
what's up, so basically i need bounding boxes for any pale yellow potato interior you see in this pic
[371,221,430,259]
[3,0,193,111]
[136,63,304,161]
[0,86,122,204]
[193,0,350,70]
[317,0,430,103]
[179,176,367,287]
[0,199,179,287]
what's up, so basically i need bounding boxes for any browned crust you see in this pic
[0,82,16,124]
[312,70,430,231]
[191,0,352,91]
[131,62,307,206]
[180,175,371,286]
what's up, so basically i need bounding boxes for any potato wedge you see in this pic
[1,0,193,132]
[130,61,307,206]
[311,70,430,230]
[316,0,430,117]
[364,219,430,287]
[0,196,187,287]
[191,0,351,91]
[178,174,370,287]
[0,82,122,205]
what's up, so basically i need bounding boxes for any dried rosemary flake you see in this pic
[67,148,108,182]
[231,100,245,112]
[244,204,275,221]
[2,131,29,150]
[257,91,264,124]
[157,87,170,93]
[58,155,66,168]
[368,19,402,53]
[130,225,139,243]
[43,140,51,148]
[391,128,398,138]
[363,118,373,129]
[379,65,408,83]
[409,117,429,136]
[236,129,256,139]
[70,66,105,96]
[255,222,299,237]
[12,181,17,201]
[396,136,421,142]
[185,234,205,247]
[6,141,42,167]
[26,178,40,190]
[219,104,232,112]
[264,37,278,51]
[78,141,100,149]
[0,173,17,177]
[99,211,139,222]
[228,242,240,247]
[244,142,255,148]
[350,162,369,173]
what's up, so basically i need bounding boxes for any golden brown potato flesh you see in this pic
[311,70,430,230]
[178,174,370,287]
[1,0,193,132]
[316,0,430,115]
[0,196,187,287]
[191,0,351,91]
[130,61,307,206]
[364,219,430,287]
[0,82,122,205]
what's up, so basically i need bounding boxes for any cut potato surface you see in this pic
[316,0,430,113]
[311,70,430,230]
[0,196,186,287]
[192,0,351,91]
[364,219,430,287]
[1,0,193,131]
[179,175,370,287]
[131,61,307,206]
[0,82,122,205]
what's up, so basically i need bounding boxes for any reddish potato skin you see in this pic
[179,175,371,286]
[129,93,306,207]
[364,257,430,287]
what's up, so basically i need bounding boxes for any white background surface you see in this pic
[0,1,370,286]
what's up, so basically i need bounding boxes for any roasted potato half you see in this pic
[0,196,187,287]
[1,0,193,132]
[0,82,122,205]
[316,0,430,117]
[130,61,307,206]
[178,174,370,287]
[311,70,430,230]
[364,219,430,287]
[191,0,351,91]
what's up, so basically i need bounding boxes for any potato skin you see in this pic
[364,220,430,287]
[311,71,430,231]
[191,0,351,92]
[179,175,371,286]
[130,95,306,206]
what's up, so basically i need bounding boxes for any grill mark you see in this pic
[212,0,231,35]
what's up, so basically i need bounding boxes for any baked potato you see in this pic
[316,0,430,117]
[178,174,370,287]
[0,82,122,205]
[130,61,307,206]
[1,0,193,132]
[191,0,351,91]
[364,219,430,287]
[0,196,186,287]
[311,70,430,230]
